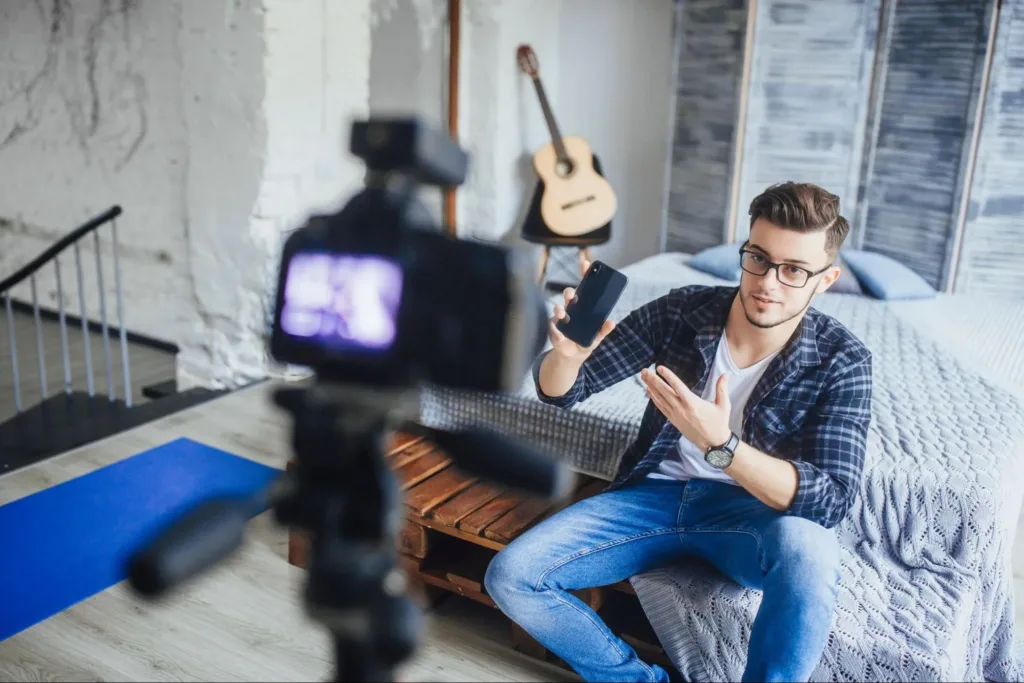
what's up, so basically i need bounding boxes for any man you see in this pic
[484,182,873,683]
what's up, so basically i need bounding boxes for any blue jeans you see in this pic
[484,477,841,682]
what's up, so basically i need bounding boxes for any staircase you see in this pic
[0,206,227,475]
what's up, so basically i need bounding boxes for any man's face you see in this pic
[737,218,840,329]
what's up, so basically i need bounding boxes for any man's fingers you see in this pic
[548,318,567,344]
[588,319,616,348]
[548,304,568,343]
[645,384,666,413]
[656,366,696,401]
[641,368,678,404]
[715,374,730,406]
[563,287,576,308]
[579,258,591,278]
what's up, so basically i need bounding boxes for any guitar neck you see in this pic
[532,77,570,162]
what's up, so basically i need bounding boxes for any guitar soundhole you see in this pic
[555,158,575,178]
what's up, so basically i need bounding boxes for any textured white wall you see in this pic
[369,0,449,223]
[0,0,372,390]
[557,0,676,269]
[178,0,372,388]
[453,0,562,248]
[455,0,675,278]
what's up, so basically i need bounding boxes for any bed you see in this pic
[419,251,1024,681]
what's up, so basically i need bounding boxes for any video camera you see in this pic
[270,118,546,393]
[125,118,573,682]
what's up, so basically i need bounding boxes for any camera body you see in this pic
[268,118,546,394]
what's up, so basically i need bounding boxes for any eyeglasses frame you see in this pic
[737,245,834,289]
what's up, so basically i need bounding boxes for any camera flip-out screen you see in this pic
[280,252,404,353]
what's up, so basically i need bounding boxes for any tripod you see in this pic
[127,385,572,683]
[272,386,420,683]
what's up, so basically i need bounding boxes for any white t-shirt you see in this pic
[647,334,779,484]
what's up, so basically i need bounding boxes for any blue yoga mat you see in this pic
[0,437,280,641]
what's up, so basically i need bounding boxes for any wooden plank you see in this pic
[481,476,596,545]
[288,530,311,569]
[456,491,525,536]
[414,515,507,552]
[482,497,553,544]
[399,554,423,574]
[398,521,432,559]
[416,567,496,608]
[393,449,452,490]
[429,482,505,527]
[510,624,548,661]
[387,432,423,456]
[665,0,749,253]
[439,542,495,594]
[404,467,478,517]
[388,442,435,469]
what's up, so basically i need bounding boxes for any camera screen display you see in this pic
[279,252,403,352]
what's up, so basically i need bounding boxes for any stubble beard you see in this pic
[738,286,816,330]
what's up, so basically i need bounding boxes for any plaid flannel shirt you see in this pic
[533,285,873,529]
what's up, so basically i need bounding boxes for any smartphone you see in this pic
[556,260,629,347]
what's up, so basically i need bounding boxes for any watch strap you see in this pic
[709,432,739,456]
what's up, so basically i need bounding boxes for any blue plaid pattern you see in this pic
[533,285,873,529]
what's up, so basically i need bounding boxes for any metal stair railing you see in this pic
[0,206,133,414]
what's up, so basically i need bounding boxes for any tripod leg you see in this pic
[334,636,392,683]
[537,246,551,284]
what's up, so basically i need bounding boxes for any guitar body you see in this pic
[521,152,612,246]
[532,137,617,237]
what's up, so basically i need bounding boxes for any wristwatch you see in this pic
[705,432,740,469]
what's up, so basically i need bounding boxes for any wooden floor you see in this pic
[3,379,1024,681]
[0,307,176,424]
[0,381,578,683]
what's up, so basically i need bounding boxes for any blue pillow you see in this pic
[829,254,865,295]
[688,244,741,281]
[839,249,936,300]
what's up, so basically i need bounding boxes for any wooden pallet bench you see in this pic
[286,433,673,672]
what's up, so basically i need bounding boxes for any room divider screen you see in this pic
[663,0,1023,299]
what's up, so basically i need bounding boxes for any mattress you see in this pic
[418,250,1024,681]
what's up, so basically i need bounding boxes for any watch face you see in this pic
[706,449,732,468]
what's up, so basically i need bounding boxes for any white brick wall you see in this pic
[177,0,371,389]
[0,0,371,390]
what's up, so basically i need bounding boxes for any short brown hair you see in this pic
[748,182,849,256]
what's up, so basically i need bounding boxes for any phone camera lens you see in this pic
[593,264,601,272]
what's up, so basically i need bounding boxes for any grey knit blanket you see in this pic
[419,259,1024,682]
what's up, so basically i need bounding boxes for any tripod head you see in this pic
[125,117,572,681]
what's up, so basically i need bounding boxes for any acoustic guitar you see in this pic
[516,44,617,238]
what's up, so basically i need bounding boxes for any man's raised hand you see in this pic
[547,256,616,363]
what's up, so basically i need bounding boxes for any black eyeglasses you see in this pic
[738,248,832,288]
